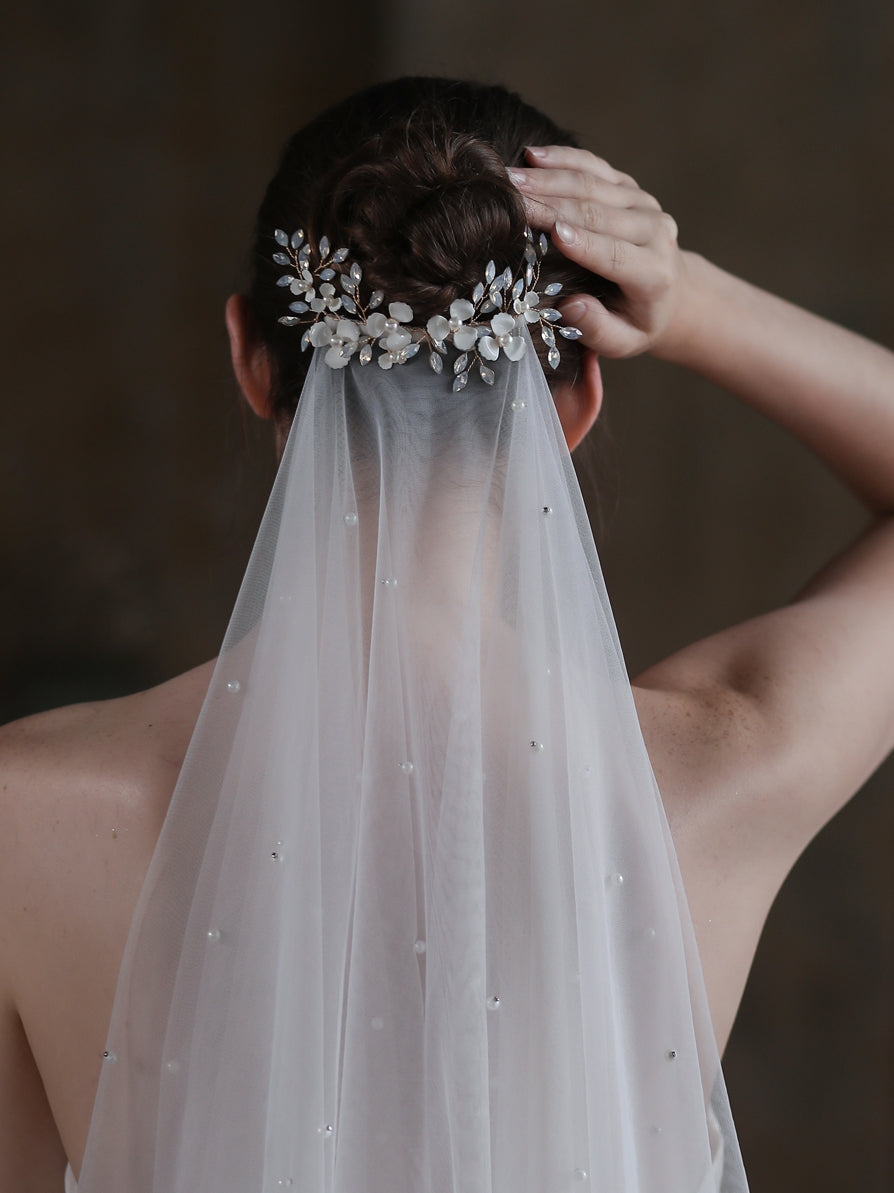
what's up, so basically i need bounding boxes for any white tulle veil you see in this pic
[77,329,748,1192]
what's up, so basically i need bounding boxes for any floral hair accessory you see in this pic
[273,227,583,392]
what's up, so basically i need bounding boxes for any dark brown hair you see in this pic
[249,77,616,423]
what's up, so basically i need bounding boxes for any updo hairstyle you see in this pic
[249,77,617,424]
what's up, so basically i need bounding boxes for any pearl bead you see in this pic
[276,1180,294,1188]
[530,740,544,752]
[207,928,222,943]
[226,680,241,694]
[414,939,427,954]
[542,505,553,515]
[573,1168,589,1181]
[344,512,358,526]
[666,1049,677,1061]
[510,399,526,411]
[650,1125,664,1137]
[486,995,501,1011]
[165,1060,179,1073]
[379,577,398,587]
[102,1049,117,1063]
[399,761,414,774]
[607,872,624,887]
[317,1123,335,1139]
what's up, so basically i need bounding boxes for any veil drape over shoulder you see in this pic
[78,332,748,1193]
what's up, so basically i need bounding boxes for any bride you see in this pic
[2,77,892,1192]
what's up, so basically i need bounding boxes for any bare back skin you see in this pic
[4,149,894,1188]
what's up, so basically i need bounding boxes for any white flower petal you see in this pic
[364,313,387,338]
[309,298,326,313]
[491,312,516,336]
[336,319,359,342]
[385,330,412,351]
[453,327,478,351]
[524,291,540,307]
[389,301,414,323]
[309,323,333,347]
[320,282,336,297]
[450,298,475,322]
[324,346,351,368]
[427,315,451,341]
[378,353,395,369]
[479,336,500,361]
[523,308,540,323]
[504,335,527,361]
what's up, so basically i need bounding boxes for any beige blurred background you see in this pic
[2,2,892,1188]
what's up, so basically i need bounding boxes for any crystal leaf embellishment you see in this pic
[271,222,578,388]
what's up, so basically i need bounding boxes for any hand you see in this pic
[511,146,689,360]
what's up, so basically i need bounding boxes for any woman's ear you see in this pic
[225,294,274,419]
[550,348,603,450]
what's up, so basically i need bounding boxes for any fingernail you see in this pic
[507,168,529,187]
[554,220,578,245]
[526,146,548,160]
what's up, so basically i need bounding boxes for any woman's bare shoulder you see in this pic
[6,670,189,828]
[0,659,214,968]
[0,661,214,1172]
[0,660,215,933]
[0,661,214,818]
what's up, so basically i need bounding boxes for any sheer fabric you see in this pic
[78,333,747,1192]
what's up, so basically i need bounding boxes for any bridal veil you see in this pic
[77,331,748,1192]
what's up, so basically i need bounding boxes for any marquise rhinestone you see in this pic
[272,225,573,388]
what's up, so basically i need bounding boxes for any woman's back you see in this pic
[0,636,860,1177]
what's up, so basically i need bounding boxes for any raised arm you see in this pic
[514,144,894,513]
[512,145,894,1044]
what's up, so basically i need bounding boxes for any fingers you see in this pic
[556,293,647,359]
[520,190,672,248]
[515,163,657,213]
[510,146,678,282]
[525,144,631,186]
[551,219,675,293]
[515,145,667,237]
